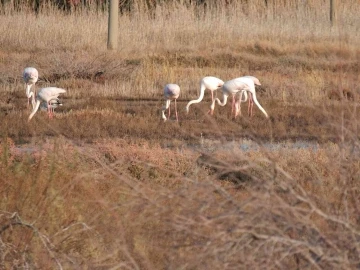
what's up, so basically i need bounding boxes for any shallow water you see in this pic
[183,138,321,153]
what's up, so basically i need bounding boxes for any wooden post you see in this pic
[107,0,119,50]
[330,0,336,26]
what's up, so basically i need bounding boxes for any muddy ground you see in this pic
[1,93,357,146]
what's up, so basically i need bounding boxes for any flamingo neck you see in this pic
[162,100,171,121]
[239,90,248,102]
[214,93,228,107]
[25,84,32,98]
[186,84,206,112]
[28,100,41,121]
[251,91,269,118]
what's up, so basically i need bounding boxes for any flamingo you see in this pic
[40,98,63,111]
[234,89,249,118]
[234,76,262,117]
[185,76,224,115]
[212,76,269,118]
[162,84,180,122]
[28,87,67,121]
[23,67,39,108]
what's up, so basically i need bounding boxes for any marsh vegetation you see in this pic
[0,0,360,268]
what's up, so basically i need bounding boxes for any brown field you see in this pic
[1,1,360,269]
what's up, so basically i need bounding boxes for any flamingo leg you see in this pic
[235,99,240,118]
[168,101,171,119]
[248,94,254,117]
[207,91,215,115]
[48,101,53,119]
[174,99,178,122]
[231,95,236,118]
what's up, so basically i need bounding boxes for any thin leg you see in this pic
[231,95,235,118]
[248,94,254,117]
[48,102,53,119]
[168,101,171,119]
[47,102,50,118]
[235,100,240,118]
[208,91,215,115]
[174,99,178,122]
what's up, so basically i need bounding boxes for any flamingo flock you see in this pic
[22,67,268,122]
[165,75,269,122]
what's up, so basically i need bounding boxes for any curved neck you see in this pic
[165,99,171,110]
[239,90,248,102]
[28,100,41,121]
[186,84,206,111]
[28,91,36,108]
[213,93,228,107]
[162,100,171,121]
[251,92,269,118]
[25,84,32,97]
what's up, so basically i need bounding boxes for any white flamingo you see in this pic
[234,89,249,117]
[234,76,262,117]
[162,84,180,122]
[212,76,269,118]
[28,87,67,121]
[185,76,224,115]
[23,67,39,108]
[40,98,63,111]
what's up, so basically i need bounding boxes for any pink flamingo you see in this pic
[23,67,39,108]
[162,84,180,122]
[231,76,263,117]
[28,87,66,121]
[186,76,224,115]
[212,76,269,118]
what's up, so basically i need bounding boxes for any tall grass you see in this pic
[1,0,359,101]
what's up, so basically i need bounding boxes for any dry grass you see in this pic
[1,1,360,269]
[1,0,360,101]
[1,136,359,269]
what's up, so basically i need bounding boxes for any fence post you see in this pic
[330,0,336,26]
[107,0,119,50]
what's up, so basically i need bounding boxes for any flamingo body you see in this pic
[233,76,261,117]
[213,76,269,118]
[186,76,224,114]
[162,84,180,122]
[40,98,63,111]
[23,67,39,108]
[242,75,261,86]
[28,87,66,121]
